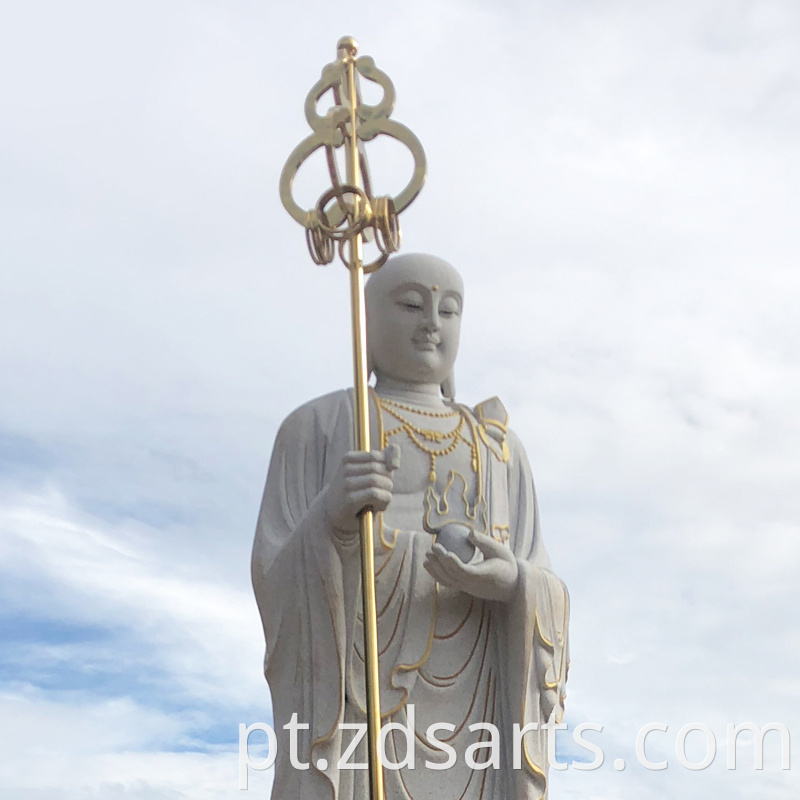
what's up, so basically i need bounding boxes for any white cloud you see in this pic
[0,490,272,798]
[0,491,267,708]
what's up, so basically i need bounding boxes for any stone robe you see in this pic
[252,389,569,800]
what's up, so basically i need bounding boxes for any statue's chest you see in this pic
[392,442,477,495]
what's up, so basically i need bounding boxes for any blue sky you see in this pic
[1,1,799,797]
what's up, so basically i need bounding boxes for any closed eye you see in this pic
[439,303,461,317]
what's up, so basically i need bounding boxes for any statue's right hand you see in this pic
[323,446,399,540]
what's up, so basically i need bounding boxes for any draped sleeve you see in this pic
[251,390,360,800]
[500,428,570,799]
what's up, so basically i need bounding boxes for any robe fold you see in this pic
[252,389,569,800]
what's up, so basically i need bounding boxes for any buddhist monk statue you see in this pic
[252,253,569,799]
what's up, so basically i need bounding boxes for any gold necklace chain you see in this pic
[381,403,463,442]
[378,397,459,419]
[378,400,477,482]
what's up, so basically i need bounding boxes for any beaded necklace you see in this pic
[378,397,478,482]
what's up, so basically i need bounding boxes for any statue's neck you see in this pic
[373,376,448,410]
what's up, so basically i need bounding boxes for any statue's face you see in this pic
[366,254,464,386]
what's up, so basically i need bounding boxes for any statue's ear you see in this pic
[441,370,456,400]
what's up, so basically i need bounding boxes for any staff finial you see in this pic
[279,38,426,271]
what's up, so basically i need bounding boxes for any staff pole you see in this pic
[278,36,427,800]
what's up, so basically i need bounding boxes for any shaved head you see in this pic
[366,253,464,303]
[365,253,463,397]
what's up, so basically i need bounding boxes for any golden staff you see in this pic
[279,36,426,800]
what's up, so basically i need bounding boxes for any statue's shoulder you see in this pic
[472,396,509,431]
[287,388,350,416]
[468,396,511,462]
[278,389,352,438]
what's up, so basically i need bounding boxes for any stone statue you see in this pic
[252,253,569,799]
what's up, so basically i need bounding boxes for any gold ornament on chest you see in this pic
[378,398,479,483]
[375,396,491,563]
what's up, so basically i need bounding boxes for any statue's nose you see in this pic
[424,307,441,331]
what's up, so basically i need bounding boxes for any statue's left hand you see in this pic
[423,532,518,602]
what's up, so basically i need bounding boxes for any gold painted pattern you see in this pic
[379,400,475,482]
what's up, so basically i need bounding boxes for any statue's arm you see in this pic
[251,400,337,653]
[252,402,327,577]
[250,392,399,646]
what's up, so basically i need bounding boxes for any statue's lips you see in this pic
[413,338,440,350]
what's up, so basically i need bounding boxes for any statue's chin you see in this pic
[375,351,452,386]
